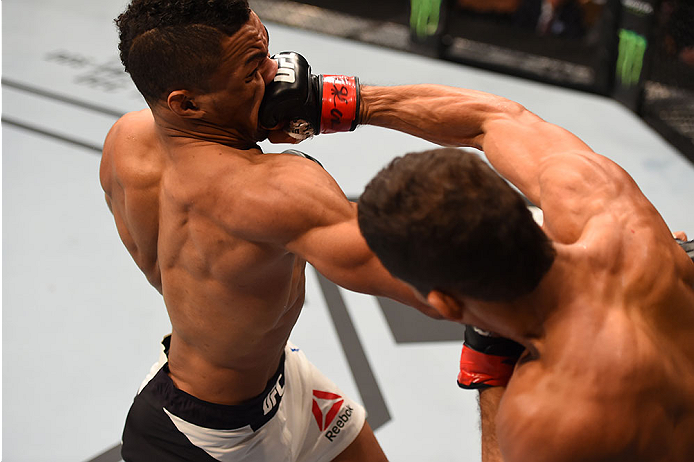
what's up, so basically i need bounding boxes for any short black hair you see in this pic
[358,148,555,301]
[115,0,251,103]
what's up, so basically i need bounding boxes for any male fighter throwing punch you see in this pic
[355,85,694,461]
[103,1,444,460]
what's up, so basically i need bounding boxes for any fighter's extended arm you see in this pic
[359,85,654,243]
[360,85,592,190]
[289,179,439,317]
[217,154,440,318]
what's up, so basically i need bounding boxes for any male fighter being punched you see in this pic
[103,1,441,460]
[356,86,694,461]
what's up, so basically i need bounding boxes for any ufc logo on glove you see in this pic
[259,51,360,139]
[274,56,296,83]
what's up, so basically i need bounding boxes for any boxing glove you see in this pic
[457,326,525,390]
[259,51,360,140]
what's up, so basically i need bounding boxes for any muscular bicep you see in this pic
[286,195,438,314]
[287,201,387,294]
[247,164,396,295]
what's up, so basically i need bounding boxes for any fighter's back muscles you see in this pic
[100,109,438,405]
[101,109,436,317]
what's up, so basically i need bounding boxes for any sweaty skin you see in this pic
[360,85,694,461]
[100,11,433,419]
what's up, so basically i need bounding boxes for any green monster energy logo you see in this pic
[616,29,647,87]
[410,0,442,39]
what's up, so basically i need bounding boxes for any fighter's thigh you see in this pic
[331,421,388,462]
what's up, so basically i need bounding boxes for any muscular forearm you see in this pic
[360,84,518,150]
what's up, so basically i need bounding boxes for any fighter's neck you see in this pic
[151,110,260,151]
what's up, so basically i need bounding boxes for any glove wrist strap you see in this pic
[457,327,524,390]
[457,346,518,390]
[320,75,360,133]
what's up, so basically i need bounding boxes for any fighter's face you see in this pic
[204,11,277,140]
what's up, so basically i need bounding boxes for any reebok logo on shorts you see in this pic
[311,390,354,442]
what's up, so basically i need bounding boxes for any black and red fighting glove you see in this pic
[457,326,525,390]
[259,51,360,140]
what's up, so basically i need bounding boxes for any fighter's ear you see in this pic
[427,290,464,322]
[167,90,204,118]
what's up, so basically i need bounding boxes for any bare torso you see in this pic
[101,110,314,404]
[496,187,694,461]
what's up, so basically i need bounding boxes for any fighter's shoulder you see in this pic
[251,151,342,204]
[101,109,160,187]
[540,149,635,198]
[104,109,157,150]
[219,150,352,241]
[539,150,656,245]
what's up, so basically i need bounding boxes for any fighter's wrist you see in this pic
[318,75,360,133]
[356,85,390,127]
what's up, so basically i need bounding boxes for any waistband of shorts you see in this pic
[146,346,286,432]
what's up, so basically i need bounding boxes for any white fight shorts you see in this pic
[121,338,366,462]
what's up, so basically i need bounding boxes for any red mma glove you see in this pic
[458,326,525,390]
[259,51,360,140]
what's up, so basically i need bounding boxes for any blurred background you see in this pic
[3,1,693,461]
